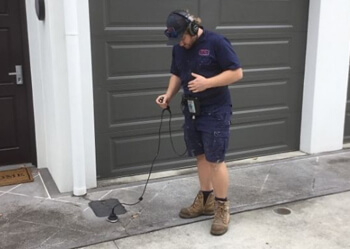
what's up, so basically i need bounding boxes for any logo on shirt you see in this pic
[199,49,210,56]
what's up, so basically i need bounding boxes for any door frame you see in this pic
[18,0,36,166]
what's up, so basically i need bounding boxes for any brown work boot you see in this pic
[179,191,215,218]
[210,200,230,236]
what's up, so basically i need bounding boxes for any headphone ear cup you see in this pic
[189,21,199,36]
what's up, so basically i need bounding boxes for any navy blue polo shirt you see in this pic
[170,29,241,110]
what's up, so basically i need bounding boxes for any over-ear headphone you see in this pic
[172,10,199,36]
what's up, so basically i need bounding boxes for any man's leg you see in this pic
[209,161,229,199]
[196,154,213,191]
[178,154,215,218]
[209,160,230,236]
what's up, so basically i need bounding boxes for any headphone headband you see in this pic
[171,10,198,36]
[172,10,193,23]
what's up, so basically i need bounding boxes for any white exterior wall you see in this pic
[300,0,350,153]
[25,0,96,193]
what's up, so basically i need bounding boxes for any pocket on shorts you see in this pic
[213,112,231,129]
[209,130,229,162]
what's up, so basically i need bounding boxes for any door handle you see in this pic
[8,65,23,85]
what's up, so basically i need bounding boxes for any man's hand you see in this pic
[155,94,169,109]
[188,73,208,93]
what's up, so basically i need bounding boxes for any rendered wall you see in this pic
[25,0,96,192]
[301,0,350,153]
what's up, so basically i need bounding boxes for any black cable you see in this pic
[107,106,185,221]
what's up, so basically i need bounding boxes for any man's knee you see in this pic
[209,161,226,171]
[196,154,206,161]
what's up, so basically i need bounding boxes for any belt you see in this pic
[182,93,221,106]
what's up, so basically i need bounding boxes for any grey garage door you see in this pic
[345,67,350,143]
[89,0,309,179]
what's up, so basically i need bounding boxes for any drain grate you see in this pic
[88,198,127,217]
[273,207,292,215]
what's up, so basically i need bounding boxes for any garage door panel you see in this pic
[110,156,196,176]
[105,76,171,91]
[220,0,292,26]
[90,0,200,35]
[94,88,184,132]
[104,0,200,27]
[92,39,172,86]
[232,73,303,114]
[234,39,291,70]
[107,43,171,77]
[108,90,183,128]
[228,117,290,157]
[231,79,289,116]
[233,34,307,73]
[111,132,186,169]
[215,0,308,31]
[231,118,288,150]
[96,132,191,177]
[227,144,290,159]
[108,91,162,126]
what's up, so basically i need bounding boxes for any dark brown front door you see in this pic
[0,0,35,166]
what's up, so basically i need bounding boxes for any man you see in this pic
[156,10,243,236]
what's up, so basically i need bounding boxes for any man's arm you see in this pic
[165,74,182,100]
[156,74,181,108]
[188,68,243,93]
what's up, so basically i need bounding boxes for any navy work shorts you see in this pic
[182,107,231,163]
